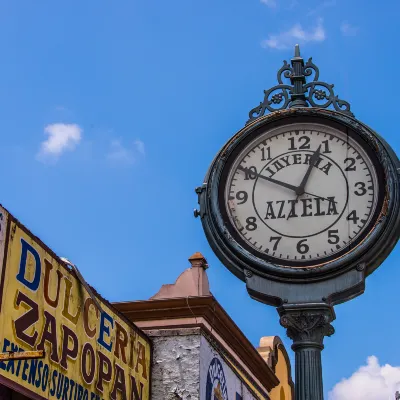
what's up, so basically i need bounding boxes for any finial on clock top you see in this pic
[247,44,353,122]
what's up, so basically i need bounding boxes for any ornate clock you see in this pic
[195,47,400,305]
[221,114,383,267]
[195,45,400,400]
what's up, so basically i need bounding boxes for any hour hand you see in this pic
[237,166,298,193]
[296,145,322,195]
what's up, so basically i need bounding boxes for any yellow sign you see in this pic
[0,214,151,400]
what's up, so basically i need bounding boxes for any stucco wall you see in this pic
[146,327,272,400]
[269,348,293,400]
[147,329,201,400]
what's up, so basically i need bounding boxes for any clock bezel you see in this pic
[218,117,384,267]
[199,109,400,283]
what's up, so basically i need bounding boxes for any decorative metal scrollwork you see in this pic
[248,44,353,122]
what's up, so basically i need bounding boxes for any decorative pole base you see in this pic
[278,303,335,400]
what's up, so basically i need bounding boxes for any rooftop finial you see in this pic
[247,46,353,122]
[294,44,301,58]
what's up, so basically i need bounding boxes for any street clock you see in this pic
[194,45,400,400]
[195,46,400,303]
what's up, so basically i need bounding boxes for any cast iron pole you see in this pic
[278,303,335,400]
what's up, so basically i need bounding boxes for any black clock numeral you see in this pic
[288,136,310,150]
[269,236,282,251]
[354,182,367,196]
[296,239,309,254]
[244,166,257,180]
[235,191,248,205]
[346,210,359,224]
[261,147,271,161]
[245,217,257,231]
[327,229,339,244]
[322,140,332,154]
[344,157,356,171]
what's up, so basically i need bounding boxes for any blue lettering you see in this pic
[62,376,70,400]
[50,370,58,396]
[16,347,25,377]
[28,359,38,385]
[42,364,49,392]
[97,312,114,352]
[6,343,19,374]
[35,361,43,388]
[0,338,10,370]
[21,360,29,381]
[56,372,64,399]
[69,379,75,400]
[17,239,41,291]
[77,384,83,400]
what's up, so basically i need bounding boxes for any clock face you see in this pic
[220,121,384,267]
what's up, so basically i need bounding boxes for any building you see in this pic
[114,252,294,400]
[0,204,293,400]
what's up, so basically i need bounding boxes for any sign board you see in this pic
[0,210,151,400]
[200,336,267,400]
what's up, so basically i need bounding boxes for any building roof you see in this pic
[113,252,294,397]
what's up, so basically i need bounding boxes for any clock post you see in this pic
[278,303,334,400]
[195,45,400,399]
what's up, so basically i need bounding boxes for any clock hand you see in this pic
[296,145,322,195]
[237,166,335,202]
[303,192,336,202]
[237,166,298,193]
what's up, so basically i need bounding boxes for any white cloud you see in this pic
[261,18,325,50]
[329,356,400,400]
[134,139,145,156]
[37,123,82,162]
[261,0,276,8]
[107,139,145,166]
[341,21,359,36]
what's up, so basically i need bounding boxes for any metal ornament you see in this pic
[248,45,353,122]
[195,46,400,400]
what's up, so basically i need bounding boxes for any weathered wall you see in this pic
[147,327,272,400]
[147,328,201,400]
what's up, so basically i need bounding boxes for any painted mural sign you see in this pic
[205,358,228,400]
[200,337,267,400]
[0,211,151,400]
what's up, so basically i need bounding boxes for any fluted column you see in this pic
[278,303,335,400]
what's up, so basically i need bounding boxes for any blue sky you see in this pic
[0,0,399,398]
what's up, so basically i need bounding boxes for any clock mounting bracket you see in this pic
[244,263,366,307]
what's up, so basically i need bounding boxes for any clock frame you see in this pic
[196,109,400,287]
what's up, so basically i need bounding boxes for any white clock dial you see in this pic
[223,123,381,267]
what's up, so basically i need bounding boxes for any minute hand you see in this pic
[238,166,298,193]
[296,145,322,195]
